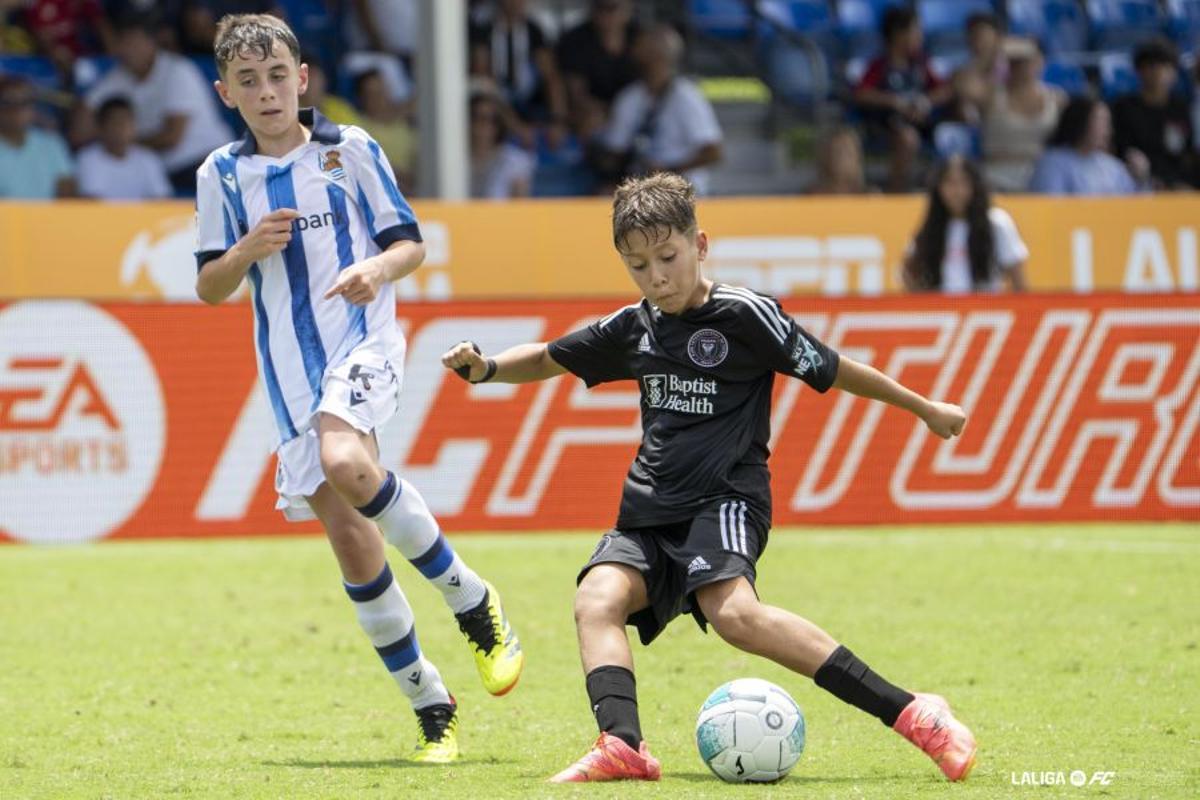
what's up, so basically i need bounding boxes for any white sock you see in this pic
[344,563,452,709]
[357,472,487,614]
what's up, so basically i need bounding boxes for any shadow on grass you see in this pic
[669,770,912,785]
[262,758,494,769]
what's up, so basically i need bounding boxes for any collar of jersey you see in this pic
[230,107,341,157]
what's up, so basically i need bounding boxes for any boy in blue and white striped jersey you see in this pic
[194,13,522,763]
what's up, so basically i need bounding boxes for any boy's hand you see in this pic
[236,208,300,263]
[923,401,967,440]
[324,258,386,305]
[442,341,488,383]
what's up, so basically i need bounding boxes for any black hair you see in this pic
[214,14,301,77]
[880,7,917,42]
[96,95,134,123]
[906,157,996,290]
[966,12,1000,32]
[1133,37,1178,71]
[1047,96,1101,149]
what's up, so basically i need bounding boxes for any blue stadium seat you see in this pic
[1006,0,1049,40]
[836,0,905,61]
[1043,0,1091,54]
[1165,0,1200,49]
[72,56,116,94]
[757,0,840,63]
[0,55,59,91]
[1043,57,1089,95]
[918,0,996,53]
[1087,0,1166,50]
[1099,51,1139,98]
[761,36,829,105]
[688,0,753,39]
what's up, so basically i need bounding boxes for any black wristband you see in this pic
[476,358,498,384]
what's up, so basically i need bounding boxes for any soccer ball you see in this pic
[695,678,806,783]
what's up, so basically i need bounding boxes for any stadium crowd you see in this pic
[0,1,1197,205]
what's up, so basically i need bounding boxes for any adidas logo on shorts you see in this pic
[688,556,712,575]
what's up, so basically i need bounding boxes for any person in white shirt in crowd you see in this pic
[469,88,535,199]
[86,12,233,195]
[1028,96,1146,195]
[903,155,1028,294]
[595,24,722,194]
[77,96,171,200]
[982,37,1066,192]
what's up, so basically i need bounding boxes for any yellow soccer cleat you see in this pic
[455,580,524,696]
[408,699,460,764]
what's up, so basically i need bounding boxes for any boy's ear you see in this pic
[696,229,709,262]
[213,79,237,109]
[297,62,309,97]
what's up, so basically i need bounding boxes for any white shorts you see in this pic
[274,340,405,521]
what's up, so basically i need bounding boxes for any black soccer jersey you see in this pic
[547,284,840,529]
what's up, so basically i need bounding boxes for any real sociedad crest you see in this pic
[318,148,346,180]
[687,328,729,368]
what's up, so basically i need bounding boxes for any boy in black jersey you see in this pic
[442,173,977,783]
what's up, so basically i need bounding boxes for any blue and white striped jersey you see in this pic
[195,108,420,448]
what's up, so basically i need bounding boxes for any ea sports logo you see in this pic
[0,302,165,543]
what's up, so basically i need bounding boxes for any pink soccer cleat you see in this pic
[548,732,662,783]
[893,693,978,781]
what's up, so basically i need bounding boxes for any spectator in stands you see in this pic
[1029,96,1146,195]
[76,94,170,199]
[903,155,1028,294]
[854,7,954,192]
[0,75,76,198]
[469,0,568,132]
[175,1,283,56]
[347,0,418,70]
[86,13,233,195]
[21,0,114,75]
[298,55,362,126]
[595,24,722,195]
[982,37,1065,192]
[556,0,639,140]
[1112,38,1196,189]
[469,88,534,199]
[938,13,1008,158]
[354,68,417,191]
[961,12,1006,89]
[809,126,871,194]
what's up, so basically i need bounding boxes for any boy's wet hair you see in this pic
[214,14,300,77]
[612,173,697,253]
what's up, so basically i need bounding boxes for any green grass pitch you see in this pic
[1,524,1197,799]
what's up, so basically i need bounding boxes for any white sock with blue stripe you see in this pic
[344,563,452,709]
[357,472,487,615]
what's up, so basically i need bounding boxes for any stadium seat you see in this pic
[1042,0,1091,54]
[1043,57,1090,95]
[1087,0,1166,50]
[1165,0,1200,49]
[761,35,829,105]
[1006,0,1049,41]
[72,56,116,94]
[917,0,996,54]
[0,55,59,91]
[836,0,905,61]
[688,0,754,40]
[1099,51,1139,98]
[757,0,840,62]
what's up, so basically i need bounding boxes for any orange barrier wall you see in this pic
[0,294,1196,544]
[1,195,1198,300]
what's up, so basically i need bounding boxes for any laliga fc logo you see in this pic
[0,302,165,543]
[120,214,209,300]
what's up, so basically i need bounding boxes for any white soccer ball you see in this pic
[695,678,806,783]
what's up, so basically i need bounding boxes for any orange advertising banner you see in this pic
[1,195,1197,300]
[0,294,1196,544]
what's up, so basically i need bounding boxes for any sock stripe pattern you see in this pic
[343,562,395,602]
[375,630,420,672]
[356,471,400,518]
[410,535,455,579]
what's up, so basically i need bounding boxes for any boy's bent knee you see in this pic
[320,444,379,505]
[575,572,635,626]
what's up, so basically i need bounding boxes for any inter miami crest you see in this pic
[687,329,729,368]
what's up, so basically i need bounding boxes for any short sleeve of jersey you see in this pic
[340,126,422,251]
[194,154,235,272]
[719,287,840,392]
[547,306,637,388]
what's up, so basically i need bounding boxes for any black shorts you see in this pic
[577,497,768,646]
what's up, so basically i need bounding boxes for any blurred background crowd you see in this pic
[0,0,1196,206]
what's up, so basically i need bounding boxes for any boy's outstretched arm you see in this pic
[832,356,966,440]
[442,341,568,385]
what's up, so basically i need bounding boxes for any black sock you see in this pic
[814,645,915,727]
[585,665,642,750]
